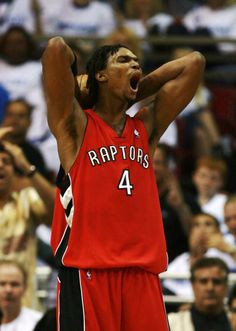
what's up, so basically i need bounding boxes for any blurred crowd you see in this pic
[0,0,235,330]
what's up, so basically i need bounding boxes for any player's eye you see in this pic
[118,56,128,62]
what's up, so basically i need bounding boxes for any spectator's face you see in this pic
[189,214,219,251]
[193,166,223,198]
[225,201,236,237]
[3,101,31,141]
[0,151,14,192]
[2,31,29,65]
[192,266,227,314]
[152,147,168,184]
[0,264,25,313]
[192,214,218,235]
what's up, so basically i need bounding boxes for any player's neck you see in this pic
[94,96,127,119]
[94,107,127,136]
[96,88,129,113]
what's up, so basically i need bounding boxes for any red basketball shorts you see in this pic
[57,267,169,331]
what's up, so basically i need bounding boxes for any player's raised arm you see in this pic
[42,37,87,172]
[136,51,205,143]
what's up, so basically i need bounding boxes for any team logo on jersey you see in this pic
[134,129,140,138]
[86,270,92,280]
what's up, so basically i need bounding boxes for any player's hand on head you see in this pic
[77,74,88,92]
[76,74,94,109]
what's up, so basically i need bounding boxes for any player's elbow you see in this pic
[42,36,67,65]
[189,51,206,72]
[45,36,66,51]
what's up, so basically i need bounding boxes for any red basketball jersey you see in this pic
[51,109,167,274]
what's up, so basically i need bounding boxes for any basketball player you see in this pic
[42,37,205,331]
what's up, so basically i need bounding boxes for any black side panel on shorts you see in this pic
[58,267,84,331]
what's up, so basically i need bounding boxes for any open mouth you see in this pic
[130,71,141,91]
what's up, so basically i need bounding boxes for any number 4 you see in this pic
[118,169,133,196]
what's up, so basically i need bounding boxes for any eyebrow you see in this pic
[117,55,139,62]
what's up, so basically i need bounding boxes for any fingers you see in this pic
[3,142,26,164]
[76,74,88,91]
[0,126,13,140]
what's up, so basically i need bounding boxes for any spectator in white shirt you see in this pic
[0,26,60,175]
[162,212,236,300]
[192,155,228,231]
[183,0,236,53]
[0,259,43,331]
[54,0,116,38]
[0,0,36,34]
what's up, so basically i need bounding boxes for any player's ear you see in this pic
[95,71,108,82]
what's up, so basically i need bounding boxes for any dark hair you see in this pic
[4,98,34,118]
[192,212,220,230]
[190,257,229,283]
[0,25,36,60]
[86,44,130,104]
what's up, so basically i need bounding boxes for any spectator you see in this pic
[163,212,236,299]
[0,0,39,34]
[1,98,51,180]
[152,143,200,262]
[1,99,57,303]
[54,0,116,38]
[123,0,173,38]
[0,26,60,174]
[224,195,236,246]
[228,284,236,331]
[183,0,236,53]
[191,155,228,231]
[168,257,232,331]
[0,259,42,330]
[0,128,56,308]
[0,26,47,141]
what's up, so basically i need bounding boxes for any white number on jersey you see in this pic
[118,169,133,196]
